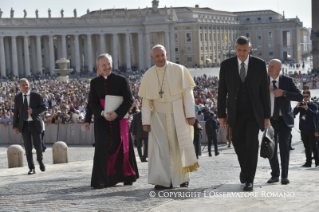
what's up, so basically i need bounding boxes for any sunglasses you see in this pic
[303,96,309,98]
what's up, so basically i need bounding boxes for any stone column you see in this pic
[100,34,105,54]
[86,34,93,73]
[43,36,50,73]
[61,35,67,59]
[169,24,175,64]
[74,35,81,73]
[0,36,6,77]
[125,33,131,69]
[17,37,24,76]
[30,37,37,75]
[48,35,55,74]
[145,32,151,68]
[112,33,119,70]
[11,36,18,76]
[138,33,144,70]
[4,38,12,75]
[23,36,31,76]
[164,31,170,61]
[36,35,43,74]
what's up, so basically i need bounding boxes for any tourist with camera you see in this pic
[294,90,319,168]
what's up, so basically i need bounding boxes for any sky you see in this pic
[0,0,312,28]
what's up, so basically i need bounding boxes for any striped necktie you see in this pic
[240,62,246,83]
[272,80,279,118]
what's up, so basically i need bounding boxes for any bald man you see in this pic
[267,59,303,185]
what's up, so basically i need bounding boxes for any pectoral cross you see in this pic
[159,89,164,98]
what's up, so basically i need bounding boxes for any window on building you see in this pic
[187,57,192,61]
[200,33,203,42]
[268,32,273,39]
[205,46,207,50]
[258,43,262,48]
[246,18,250,21]
[186,26,191,30]
[258,17,261,20]
[268,43,273,48]
[176,57,180,63]
[174,27,178,30]
[269,52,273,56]
[186,46,192,52]
[246,33,250,38]
[175,34,179,43]
[210,46,212,50]
[175,47,179,52]
[201,56,204,61]
[205,33,207,41]
[269,17,272,20]
[257,32,262,40]
[201,46,203,51]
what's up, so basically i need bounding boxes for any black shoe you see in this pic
[154,185,173,190]
[240,172,245,184]
[281,178,290,185]
[92,143,95,147]
[141,159,148,162]
[42,146,46,152]
[209,154,212,157]
[92,185,105,189]
[302,163,311,167]
[290,147,294,150]
[28,169,35,175]
[243,182,253,191]
[39,162,45,172]
[267,177,279,183]
[180,182,189,187]
[215,152,220,156]
[124,182,133,186]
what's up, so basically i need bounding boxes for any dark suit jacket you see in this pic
[218,56,270,131]
[270,75,303,128]
[131,112,148,139]
[13,92,47,134]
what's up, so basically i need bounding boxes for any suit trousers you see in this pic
[232,115,260,183]
[207,134,218,155]
[22,121,43,169]
[301,131,319,165]
[136,138,148,160]
[269,117,291,179]
[193,134,200,159]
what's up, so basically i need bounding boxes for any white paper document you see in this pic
[104,95,128,118]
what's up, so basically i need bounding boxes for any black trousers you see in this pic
[232,115,259,183]
[207,134,218,155]
[193,134,200,159]
[136,138,148,160]
[301,130,319,165]
[21,121,43,169]
[269,117,291,179]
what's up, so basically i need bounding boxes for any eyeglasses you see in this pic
[303,96,309,98]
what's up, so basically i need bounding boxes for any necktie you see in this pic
[272,80,279,119]
[23,95,29,121]
[240,62,246,83]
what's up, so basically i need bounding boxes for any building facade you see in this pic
[0,1,305,77]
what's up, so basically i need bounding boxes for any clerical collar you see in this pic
[102,73,113,79]
[155,62,167,71]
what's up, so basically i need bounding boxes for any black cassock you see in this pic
[89,73,139,188]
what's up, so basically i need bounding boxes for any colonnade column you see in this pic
[125,33,131,69]
[11,36,18,76]
[112,33,119,70]
[61,35,67,59]
[164,31,170,61]
[86,34,93,73]
[36,35,43,74]
[100,34,105,54]
[23,36,31,76]
[169,25,175,64]
[74,35,80,73]
[145,32,151,68]
[48,35,55,74]
[0,36,6,77]
[137,33,144,70]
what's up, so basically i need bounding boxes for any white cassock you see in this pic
[138,61,199,187]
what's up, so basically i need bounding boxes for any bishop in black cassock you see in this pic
[89,56,139,188]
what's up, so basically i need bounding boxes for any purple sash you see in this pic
[100,99,135,177]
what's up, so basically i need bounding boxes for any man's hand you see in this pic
[269,85,274,91]
[105,111,118,121]
[85,123,90,130]
[143,125,151,132]
[187,117,195,125]
[273,89,284,97]
[27,107,32,114]
[133,135,136,139]
[264,118,270,129]
[219,118,226,129]
[315,132,318,137]
[301,103,308,110]
[13,127,19,135]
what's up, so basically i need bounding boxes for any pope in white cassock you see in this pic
[138,44,199,190]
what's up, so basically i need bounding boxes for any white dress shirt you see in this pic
[269,76,282,117]
[237,56,249,77]
[22,90,33,121]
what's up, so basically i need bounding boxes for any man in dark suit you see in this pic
[205,112,219,156]
[218,36,270,191]
[293,90,319,168]
[131,108,149,162]
[267,59,303,185]
[13,78,47,175]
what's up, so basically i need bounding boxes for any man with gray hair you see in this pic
[89,53,139,189]
[218,36,271,191]
[139,44,198,190]
[13,78,47,175]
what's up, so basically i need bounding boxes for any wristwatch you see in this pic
[283,90,286,97]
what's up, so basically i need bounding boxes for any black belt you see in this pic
[24,120,33,124]
[270,116,283,121]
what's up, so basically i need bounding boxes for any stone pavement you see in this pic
[0,127,319,211]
